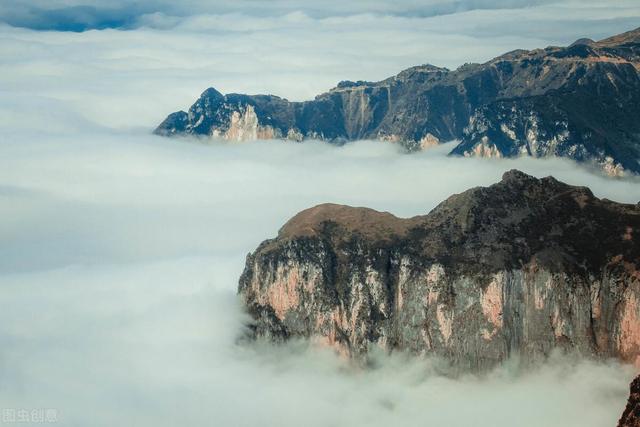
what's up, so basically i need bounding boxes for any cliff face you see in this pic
[156,28,640,175]
[238,170,640,371]
[619,375,640,427]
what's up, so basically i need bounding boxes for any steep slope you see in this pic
[451,29,640,176]
[238,170,640,371]
[619,375,640,427]
[156,27,640,175]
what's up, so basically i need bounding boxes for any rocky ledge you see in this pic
[157,27,640,175]
[238,170,640,372]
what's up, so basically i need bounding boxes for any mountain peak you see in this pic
[569,38,595,47]
[200,87,224,100]
[500,169,534,183]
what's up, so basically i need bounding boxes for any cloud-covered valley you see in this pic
[2,134,639,426]
[1,2,639,426]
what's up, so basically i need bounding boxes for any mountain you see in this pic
[619,375,640,427]
[238,170,640,372]
[156,27,640,176]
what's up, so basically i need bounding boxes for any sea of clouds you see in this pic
[1,1,640,426]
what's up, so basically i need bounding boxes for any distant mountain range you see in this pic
[155,27,640,176]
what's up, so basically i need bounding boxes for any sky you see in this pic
[1,0,639,33]
[1,0,640,130]
[0,1,639,426]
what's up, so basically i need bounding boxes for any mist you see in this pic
[1,2,639,426]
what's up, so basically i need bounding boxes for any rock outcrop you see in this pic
[156,27,640,175]
[619,375,640,427]
[238,170,640,371]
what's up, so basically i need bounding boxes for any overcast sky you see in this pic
[1,0,639,33]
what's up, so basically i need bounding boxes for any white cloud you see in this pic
[0,0,582,30]
[1,3,639,129]
[1,134,639,425]
[0,4,639,426]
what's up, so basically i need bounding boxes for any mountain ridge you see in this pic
[156,27,640,175]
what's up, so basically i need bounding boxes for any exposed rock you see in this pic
[156,27,640,175]
[238,170,640,372]
[619,375,640,427]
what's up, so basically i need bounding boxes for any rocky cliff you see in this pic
[619,375,640,427]
[238,170,640,372]
[156,28,640,175]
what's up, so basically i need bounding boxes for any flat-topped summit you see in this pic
[278,203,418,241]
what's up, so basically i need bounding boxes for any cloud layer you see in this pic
[0,0,607,31]
[2,1,639,131]
[1,135,638,426]
[1,4,639,426]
